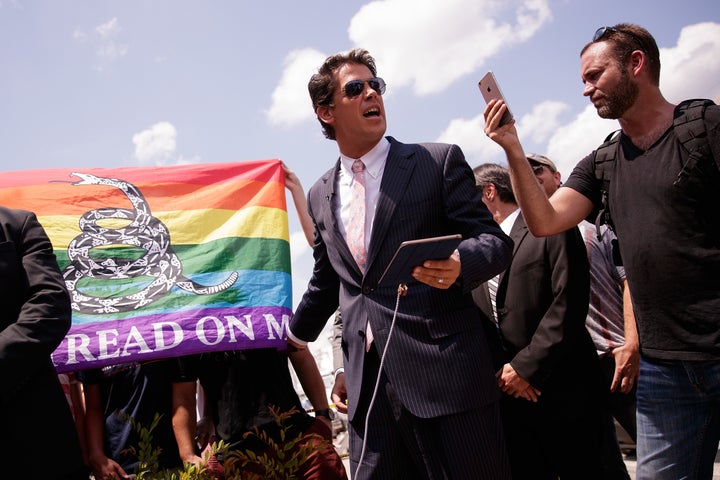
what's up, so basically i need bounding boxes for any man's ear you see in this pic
[484,184,495,200]
[317,105,334,124]
[552,171,562,186]
[630,50,644,77]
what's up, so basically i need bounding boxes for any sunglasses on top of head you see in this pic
[342,77,387,98]
[593,26,647,54]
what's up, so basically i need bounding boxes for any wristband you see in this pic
[314,408,335,420]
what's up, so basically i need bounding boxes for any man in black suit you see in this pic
[529,153,634,478]
[287,48,513,479]
[472,163,609,479]
[0,207,85,479]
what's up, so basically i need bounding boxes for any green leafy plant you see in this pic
[223,406,331,480]
[122,412,224,480]
[122,406,333,480]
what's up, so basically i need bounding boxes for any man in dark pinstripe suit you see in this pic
[287,48,513,479]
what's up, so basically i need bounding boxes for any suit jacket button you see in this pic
[362,286,372,294]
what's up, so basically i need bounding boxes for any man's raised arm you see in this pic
[483,98,593,236]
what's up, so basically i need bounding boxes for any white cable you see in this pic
[353,283,406,479]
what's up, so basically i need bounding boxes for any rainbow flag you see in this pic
[0,160,291,372]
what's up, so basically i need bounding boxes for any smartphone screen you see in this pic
[478,71,514,126]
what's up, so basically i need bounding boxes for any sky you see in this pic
[2,0,720,374]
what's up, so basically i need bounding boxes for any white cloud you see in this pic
[178,155,202,165]
[544,106,617,179]
[73,17,128,71]
[268,0,552,128]
[132,122,179,165]
[437,100,570,167]
[289,229,313,311]
[436,113,499,161]
[72,29,86,42]
[266,48,329,127]
[289,229,312,263]
[96,42,128,62]
[516,101,569,145]
[131,122,201,166]
[94,18,128,65]
[95,17,121,38]
[659,22,720,103]
[348,0,552,95]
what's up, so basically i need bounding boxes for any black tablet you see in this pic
[378,234,462,287]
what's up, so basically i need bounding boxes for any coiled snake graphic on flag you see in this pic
[63,172,238,314]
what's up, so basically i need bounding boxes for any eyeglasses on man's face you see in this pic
[593,26,647,54]
[342,77,386,99]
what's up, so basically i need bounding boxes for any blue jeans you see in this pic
[636,356,720,480]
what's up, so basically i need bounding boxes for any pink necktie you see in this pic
[347,160,373,349]
[348,160,367,271]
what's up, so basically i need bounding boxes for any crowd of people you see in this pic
[2,22,718,480]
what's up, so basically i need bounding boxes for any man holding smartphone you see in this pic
[484,23,720,479]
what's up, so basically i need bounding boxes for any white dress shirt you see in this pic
[499,208,520,235]
[336,137,390,253]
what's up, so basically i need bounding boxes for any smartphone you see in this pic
[478,71,514,126]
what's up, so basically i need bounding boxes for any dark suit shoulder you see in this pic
[387,136,457,157]
[414,140,458,159]
[0,207,34,239]
[0,206,33,219]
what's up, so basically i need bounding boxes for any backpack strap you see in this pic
[672,99,715,187]
[593,98,716,238]
[593,130,621,239]
[674,99,713,154]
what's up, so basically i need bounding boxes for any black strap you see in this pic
[592,99,716,238]
[593,130,620,239]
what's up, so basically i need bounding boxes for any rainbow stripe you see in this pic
[0,160,292,372]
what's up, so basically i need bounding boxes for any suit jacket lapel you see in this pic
[472,282,494,321]
[316,159,364,274]
[317,160,340,231]
[365,137,415,273]
[497,213,529,302]
[509,213,530,256]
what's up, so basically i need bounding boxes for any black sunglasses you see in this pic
[593,26,647,53]
[342,77,386,98]
[531,165,545,176]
